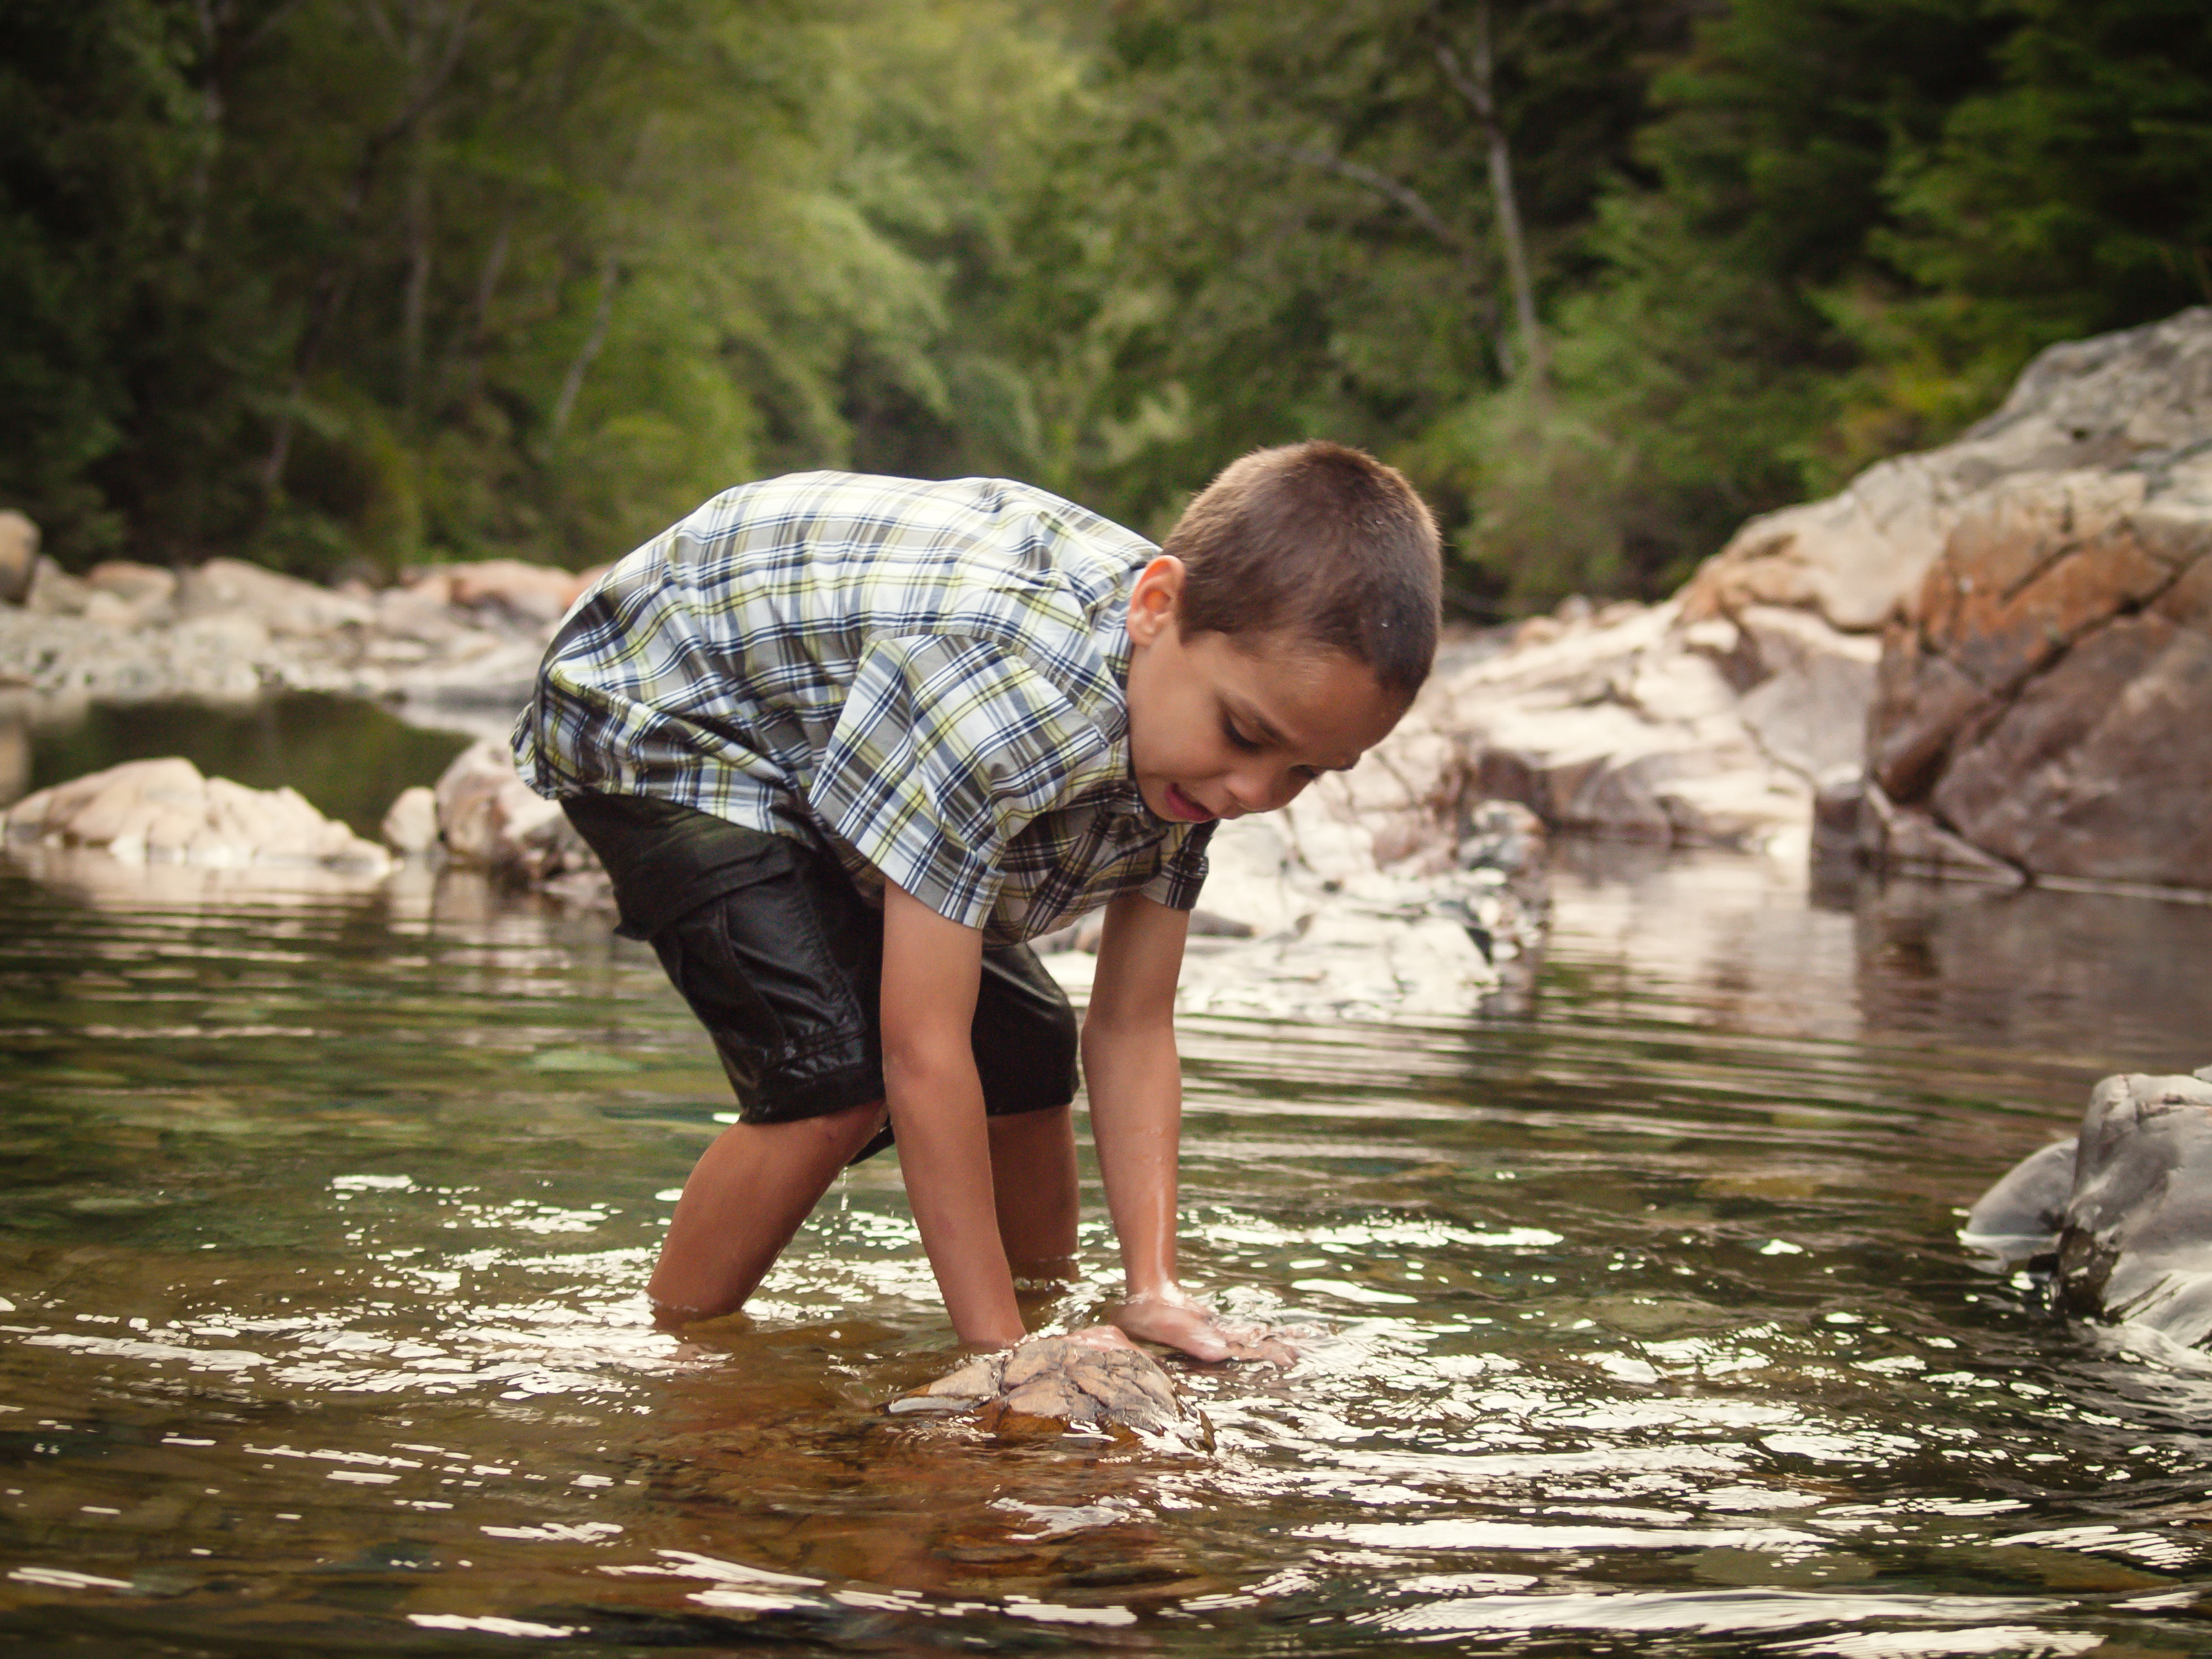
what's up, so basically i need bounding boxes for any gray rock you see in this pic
[1966,1070,2212,1347]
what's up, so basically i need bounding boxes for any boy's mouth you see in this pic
[1161,783,1216,823]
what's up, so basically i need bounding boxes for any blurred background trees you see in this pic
[3,0,2207,614]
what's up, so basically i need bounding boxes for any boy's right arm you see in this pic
[1081,890,1242,1360]
[880,880,1027,1349]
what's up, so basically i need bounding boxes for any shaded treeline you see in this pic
[4,0,2207,612]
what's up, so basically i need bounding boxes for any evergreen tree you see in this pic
[1875,0,2212,426]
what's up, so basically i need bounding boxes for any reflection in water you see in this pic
[2,848,2210,1653]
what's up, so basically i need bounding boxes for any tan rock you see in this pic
[893,1334,1210,1447]
[1681,306,2212,634]
[3,756,389,872]
[0,510,39,606]
[380,785,440,855]
[436,558,601,627]
[176,557,376,637]
[432,739,601,884]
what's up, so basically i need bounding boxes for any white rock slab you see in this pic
[4,756,389,872]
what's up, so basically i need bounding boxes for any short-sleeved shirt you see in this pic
[511,471,1213,946]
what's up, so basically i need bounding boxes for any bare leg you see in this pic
[987,1104,1079,1276]
[649,1101,885,1323]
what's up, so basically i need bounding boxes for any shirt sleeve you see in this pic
[810,635,1117,930]
[1140,819,1214,910]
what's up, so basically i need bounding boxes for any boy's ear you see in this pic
[1126,555,1185,646]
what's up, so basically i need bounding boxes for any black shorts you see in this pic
[561,792,1079,1163]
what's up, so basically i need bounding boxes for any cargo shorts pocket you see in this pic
[644,839,884,1121]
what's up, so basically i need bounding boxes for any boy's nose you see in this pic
[1224,767,1297,817]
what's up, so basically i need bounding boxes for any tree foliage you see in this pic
[4,0,2208,613]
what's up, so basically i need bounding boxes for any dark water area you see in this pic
[4,694,475,838]
[1,837,2210,1656]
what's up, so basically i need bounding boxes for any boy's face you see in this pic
[1122,557,1407,824]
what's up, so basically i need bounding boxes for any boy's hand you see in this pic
[1111,1284,1297,1366]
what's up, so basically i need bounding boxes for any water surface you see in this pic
[2,840,2210,1656]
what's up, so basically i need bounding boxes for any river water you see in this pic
[3,807,2211,1655]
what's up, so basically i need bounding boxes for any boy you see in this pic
[512,442,1440,1362]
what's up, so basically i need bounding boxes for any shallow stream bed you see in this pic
[3,840,2210,1656]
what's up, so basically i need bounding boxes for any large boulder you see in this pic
[1966,1068,2212,1348]
[1865,456,2212,891]
[1683,306,2212,633]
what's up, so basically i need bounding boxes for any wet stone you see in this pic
[890,1336,1211,1449]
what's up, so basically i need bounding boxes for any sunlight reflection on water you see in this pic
[2,844,2211,1652]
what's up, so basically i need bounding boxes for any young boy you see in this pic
[512,442,1440,1362]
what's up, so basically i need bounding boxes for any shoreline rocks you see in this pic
[3,755,390,874]
[1402,306,2212,904]
[1,553,601,742]
[6,305,2206,930]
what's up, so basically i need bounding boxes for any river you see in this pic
[3,741,2210,1655]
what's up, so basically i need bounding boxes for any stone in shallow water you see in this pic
[889,1335,1211,1448]
[4,755,388,872]
[1966,1067,2212,1346]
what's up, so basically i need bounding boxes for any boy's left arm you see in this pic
[1083,890,1253,1361]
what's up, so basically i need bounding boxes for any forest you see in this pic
[5,0,2207,616]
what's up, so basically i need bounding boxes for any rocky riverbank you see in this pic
[1292,304,2212,901]
[5,304,2207,1011]
[0,549,593,741]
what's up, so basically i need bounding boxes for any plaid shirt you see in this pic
[512,472,1213,945]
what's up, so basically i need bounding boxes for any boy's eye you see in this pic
[1222,714,1263,752]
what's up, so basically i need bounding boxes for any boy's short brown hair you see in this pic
[1163,440,1442,700]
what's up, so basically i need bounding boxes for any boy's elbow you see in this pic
[880,1011,975,1096]
[1080,997,1175,1057]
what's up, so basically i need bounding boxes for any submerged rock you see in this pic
[1965,1067,2212,1347]
[3,755,389,872]
[889,1335,1210,1448]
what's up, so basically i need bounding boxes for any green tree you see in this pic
[1871,0,2212,428]
[1010,0,1687,597]
[1458,0,2002,608]
[0,0,219,557]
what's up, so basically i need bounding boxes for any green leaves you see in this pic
[8,0,2207,606]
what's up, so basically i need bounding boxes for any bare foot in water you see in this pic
[1111,1286,1299,1366]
